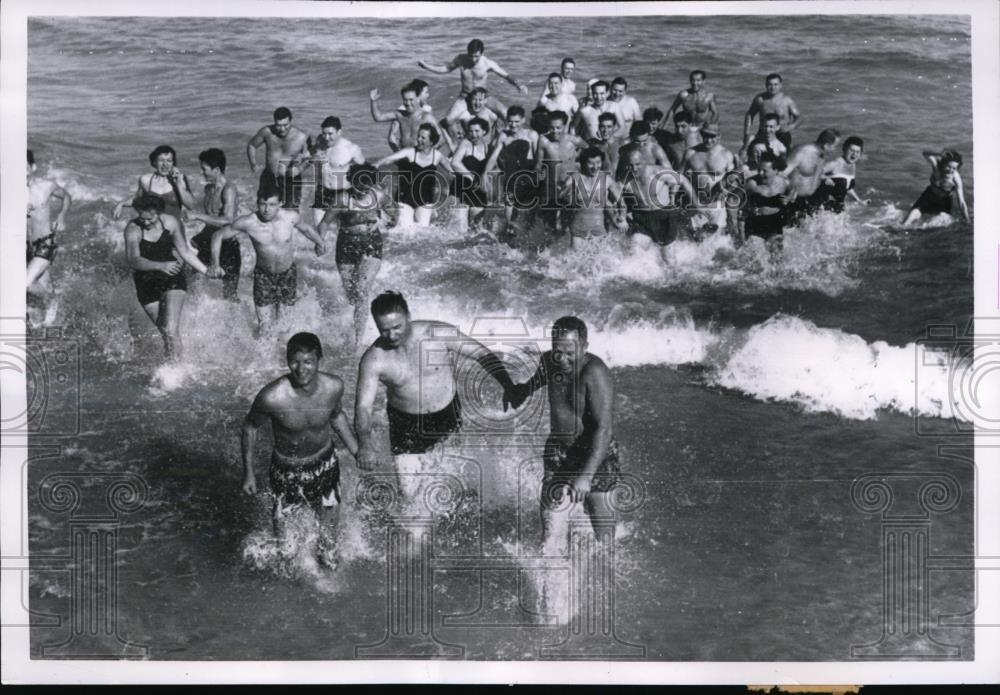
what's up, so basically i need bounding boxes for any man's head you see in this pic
[256,185,282,220]
[132,192,166,227]
[272,107,293,137]
[347,162,379,194]
[763,113,780,136]
[700,124,719,145]
[560,57,576,80]
[643,107,664,128]
[400,86,420,113]
[674,110,693,134]
[689,69,707,91]
[597,112,618,140]
[465,87,488,112]
[547,72,563,95]
[198,148,227,179]
[370,291,410,348]
[467,38,485,61]
[629,120,651,143]
[547,110,569,137]
[623,143,644,173]
[759,152,786,180]
[816,128,841,154]
[408,78,430,104]
[590,80,610,106]
[551,316,588,373]
[285,332,322,386]
[320,116,343,145]
[578,146,605,175]
[506,105,525,130]
[842,136,864,162]
[764,73,782,95]
[148,144,177,173]
[610,77,628,102]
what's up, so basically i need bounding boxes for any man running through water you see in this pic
[617,144,694,251]
[242,332,360,568]
[308,116,365,214]
[588,112,624,172]
[418,38,528,131]
[661,111,702,170]
[666,70,719,132]
[744,113,788,169]
[247,107,311,210]
[26,149,71,327]
[387,79,435,152]
[573,80,626,140]
[742,73,802,157]
[682,124,739,236]
[209,185,327,334]
[485,105,540,227]
[186,148,241,302]
[508,316,623,542]
[537,110,587,235]
[781,129,841,226]
[354,291,516,513]
[609,77,643,135]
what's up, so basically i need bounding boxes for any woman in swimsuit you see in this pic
[318,163,390,348]
[450,117,493,231]
[813,136,869,213]
[743,152,789,244]
[124,193,209,361]
[113,144,197,221]
[375,123,452,228]
[904,149,970,226]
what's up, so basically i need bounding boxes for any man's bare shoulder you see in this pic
[317,372,345,396]
[581,354,612,383]
[255,375,290,410]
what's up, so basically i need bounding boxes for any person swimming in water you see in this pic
[903,148,970,226]
[113,144,197,221]
[241,332,360,569]
[811,136,869,213]
[26,149,72,327]
[318,163,392,349]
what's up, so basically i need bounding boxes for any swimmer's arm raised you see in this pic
[922,151,941,168]
[354,351,382,470]
[417,56,458,74]
[241,391,272,496]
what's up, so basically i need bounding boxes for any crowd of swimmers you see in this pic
[23,38,974,567]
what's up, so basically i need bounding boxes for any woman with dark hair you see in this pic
[113,144,197,220]
[903,149,970,226]
[375,123,453,227]
[318,162,391,347]
[124,193,209,360]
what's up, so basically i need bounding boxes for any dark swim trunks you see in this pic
[252,264,297,307]
[269,444,341,508]
[745,212,785,241]
[629,208,687,245]
[26,234,58,263]
[133,269,187,306]
[335,228,384,265]
[542,437,623,496]
[192,225,241,300]
[782,195,822,227]
[259,169,303,208]
[387,395,462,456]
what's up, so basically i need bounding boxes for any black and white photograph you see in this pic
[2,0,998,685]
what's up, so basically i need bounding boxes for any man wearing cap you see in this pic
[681,123,739,236]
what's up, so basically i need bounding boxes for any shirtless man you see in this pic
[354,291,516,512]
[617,145,693,250]
[308,116,365,212]
[559,147,628,246]
[537,73,579,119]
[587,112,623,172]
[682,125,740,236]
[609,77,643,135]
[572,81,626,140]
[537,110,587,233]
[388,79,434,152]
[742,73,802,155]
[781,129,841,225]
[209,185,327,333]
[26,149,71,326]
[661,111,702,170]
[247,107,311,211]
[626,121,671,168]
[449,87,505,143]
[185,148,241,301]
[508,316,623,540]
[556,57,578,96]
[418,38,528,130]
[485,105,540,224]
[242,332,360,568]
[370,84,443,150]
[666,70,719,132]
[743,113,787,168]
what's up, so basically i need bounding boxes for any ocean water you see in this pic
[25,13,974,660]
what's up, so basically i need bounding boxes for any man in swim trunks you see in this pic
[572,80,626,140]
[537,110,587,234]
[247,106,311,211]
[370,84,446,152]
[308,116,365,214]
[742,73,802,156]
[186,148,241,301]
[354,291,517,512]
[609,77,643,135]
[588,112,624,172]
[26,149,72,327]
[666,70,719,132]
[209,184,327,334]
[242,332,360,567]
[742,152,789,244]
[617,145,693,250]
[387,79,435,152]
[681,124,739,236]
[418,38,528,133]
[661,111,702,170]
[449,87,506,143]
[508,316,623,538]
[626,121,672,168]
[781,129,841,226]
[743,113,787,169]
[485,105,540,224]
[559,147,628,246]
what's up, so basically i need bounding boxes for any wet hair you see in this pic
[273,106,292,122]
[547,110,568,125]
[286,332,323,361]
[371,290,409,317]
[629,121,651,139]
[759,152,787,170]
[506,105,525,119]
[939,149,963,169]
[467,39,485,54]
[466,117,490,134]
[198,148,227,173]
[148,144,177,167]
[765,73,782,83]
[591,80,610,94]
[577,146,605,167]
[321,116,342,130]
[842,136,864,154]
[27,149,35,165]
[561,57,575,68]
[816,129,841,147]
[611,77,628,89]
[690,69,707,81]
[643,107,664,122]
[257,184,282,202]
[673,111,693,125]
[552,316,587,342]
[347,161,379,191]
[132,193,166,212]
[417,122,440,145]
[597,112,618,125]
[763,113,781,125]
[548,72,562,81]
[409,78,429,94]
